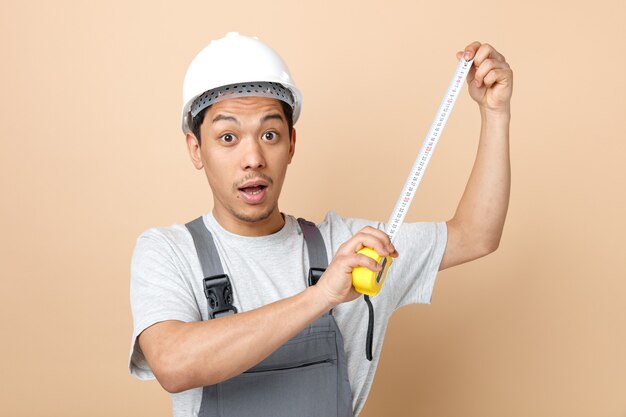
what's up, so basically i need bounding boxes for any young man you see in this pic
[129,32,512,417]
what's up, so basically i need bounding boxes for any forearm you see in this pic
[141,284,334,393]
[451,108,511,253]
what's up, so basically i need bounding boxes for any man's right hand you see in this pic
[138,226,398,393]
[317,226,399,306]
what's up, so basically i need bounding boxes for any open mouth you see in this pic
[239,184,267,195]
[237,181,269,204]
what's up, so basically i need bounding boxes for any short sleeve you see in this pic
[318,211,447,308]
[128,229,201,380]
[388,221,447,308]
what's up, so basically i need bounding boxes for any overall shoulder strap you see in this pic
[185,216,237,319]
[186,216,225,278]
[297,218,328,286]
[297,217,375,361]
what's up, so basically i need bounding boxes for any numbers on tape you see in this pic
[386,58,473,242]
[352,58,473,297]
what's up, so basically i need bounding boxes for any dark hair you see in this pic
[191,100,294,146]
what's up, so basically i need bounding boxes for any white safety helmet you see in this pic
[181,32,302,133]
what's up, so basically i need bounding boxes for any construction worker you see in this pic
[129,32,512,417]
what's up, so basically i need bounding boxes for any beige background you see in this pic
[1,0,625,416]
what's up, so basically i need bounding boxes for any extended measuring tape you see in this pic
[352,57,474,296]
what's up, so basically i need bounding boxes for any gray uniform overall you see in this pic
[185,217,354,417]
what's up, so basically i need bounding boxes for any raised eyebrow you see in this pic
[212,114,240,125]
[260,113,285,124]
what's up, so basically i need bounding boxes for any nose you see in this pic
[240,137,266,171]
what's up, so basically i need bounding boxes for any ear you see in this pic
[185,133,204,170]
[288,128,297,164]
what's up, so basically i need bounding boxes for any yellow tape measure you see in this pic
[351,57,474,296]
[352,248,393,296]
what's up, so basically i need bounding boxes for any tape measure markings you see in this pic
[385,58,473,242]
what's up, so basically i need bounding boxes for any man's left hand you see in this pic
[456,42,513,115]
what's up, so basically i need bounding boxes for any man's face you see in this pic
[186,96,296,235]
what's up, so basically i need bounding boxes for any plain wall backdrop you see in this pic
[1,0,625,416]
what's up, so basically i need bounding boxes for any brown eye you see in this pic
[263,132,277,141]
[221,133,235,143]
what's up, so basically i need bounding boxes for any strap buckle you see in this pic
[308,267,325,287]
[203,274,238,319]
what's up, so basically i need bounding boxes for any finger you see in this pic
[339,230,393,258]
[482,68,513,89]
[461,41,482,61]
[354,253,384,272]
[356,227,397,255]
[353,233,392,258]
[473,43,506,66]
[331,252,383,275]
[358,226,392,244]
[464,61,478,86]
[473,59,510,87]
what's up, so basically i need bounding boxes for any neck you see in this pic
[212,207,285,237]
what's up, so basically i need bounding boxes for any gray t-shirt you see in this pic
[129,211,447,417]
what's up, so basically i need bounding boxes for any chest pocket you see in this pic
[185,217,353,417]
